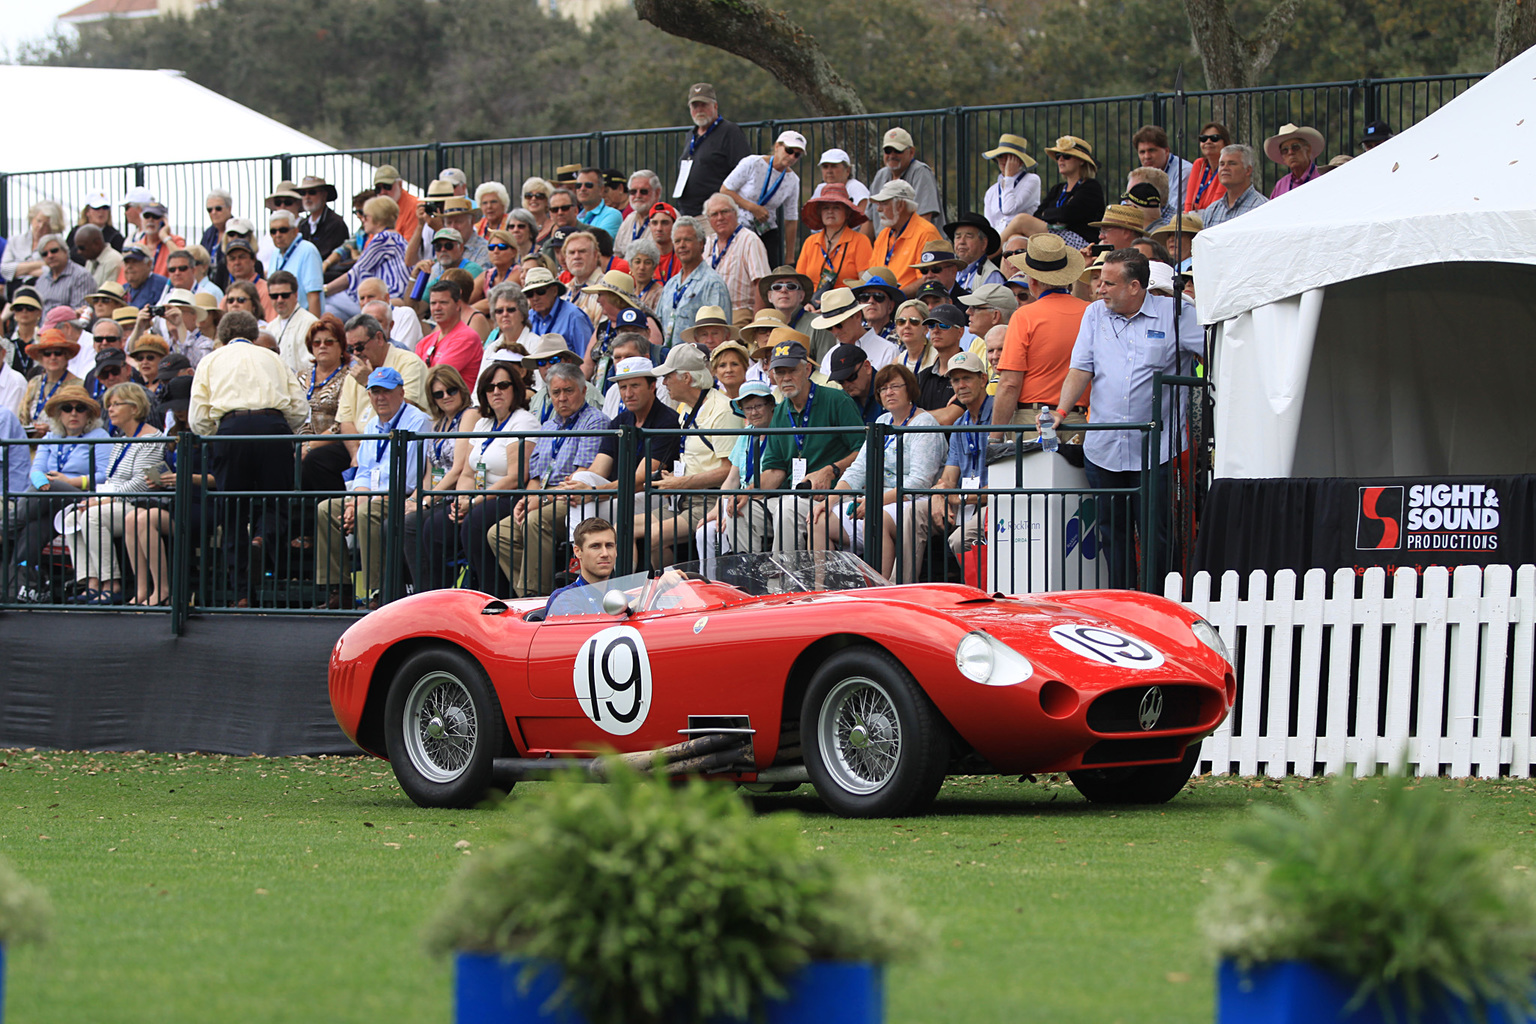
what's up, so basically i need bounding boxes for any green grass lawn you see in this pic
[1,752,1533,1023]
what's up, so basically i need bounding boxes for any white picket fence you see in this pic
[1167,565,1536,779]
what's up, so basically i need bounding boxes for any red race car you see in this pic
[328,553,1235,817]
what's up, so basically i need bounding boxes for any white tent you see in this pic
[1194,49,1536,479]
[0,65,390,243]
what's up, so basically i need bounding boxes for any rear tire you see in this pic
[384,646,507,808]
[1067,740,1202,805]
[801,647,948,818]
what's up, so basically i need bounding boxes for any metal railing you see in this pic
[2,74,1484,243]
[1,417,1177,630]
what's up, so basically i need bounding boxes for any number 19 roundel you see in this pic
[573,625,653,735]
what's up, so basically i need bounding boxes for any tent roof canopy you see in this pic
[1194,49,1536,325]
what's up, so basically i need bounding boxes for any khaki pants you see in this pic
[488,494,575,598]
[315,495,390,592]
[65,498,133,583]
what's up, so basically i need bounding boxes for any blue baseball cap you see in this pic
[366,366,405,390]
[615,307,648,329]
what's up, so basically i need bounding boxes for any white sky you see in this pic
[0,0,80,59]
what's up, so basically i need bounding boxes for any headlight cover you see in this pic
[955,631,1034,686]
[1191,618,1231,664]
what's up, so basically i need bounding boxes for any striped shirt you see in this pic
[345,230,409,299]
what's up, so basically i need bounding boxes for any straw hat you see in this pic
[681,305,739,345]
[756,265,815,305]
[801,183,868,231]
[1043,135,1097,170]
[1263,123,1326,166]
[1079,250,1112,284]
[525,333,581,364]
[739,308,789,353]
[810,288,869,330]
[583,270,640,307]
[191,292,222,323]
[521,266,567,297]
[982,133,1037,169]
[910,240,963,271]
[264,181,302,208]
[1088,205,1147,233]
[709,339,752,367]
[43,383,100,419]
[26,328,80,360]
[1149,213,1203,240]
[298,175,339,202]
[111,306,142,327]
[127,334,170,358]
[86,281,127,305]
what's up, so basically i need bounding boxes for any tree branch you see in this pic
[1496,0,1536,65]
[633,0,867,116]
[1244,0,1307,80]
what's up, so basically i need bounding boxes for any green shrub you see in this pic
[1204,777,1536,1023]
[0,854,51,947]
[424,764,920,1024]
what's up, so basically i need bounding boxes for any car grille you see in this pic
[1085,684,1208,734]
[1080,737,1186,765]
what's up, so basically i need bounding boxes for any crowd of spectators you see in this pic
[0,86,1390,607]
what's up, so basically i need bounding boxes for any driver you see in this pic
[544,517,617,617]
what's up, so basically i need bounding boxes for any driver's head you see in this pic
[572,517,617,583]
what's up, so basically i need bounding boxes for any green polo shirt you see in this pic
[761,382,865,475]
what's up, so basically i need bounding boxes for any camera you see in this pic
[147,305,168,317]
[424,201,444,214]
[1088,243,1114,257]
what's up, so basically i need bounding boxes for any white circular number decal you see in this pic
[1049,624,1165,670]
[573,625,652,735]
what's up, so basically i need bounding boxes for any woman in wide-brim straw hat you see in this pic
[982,133,1042,237]
[797,183,872,294]
[1000,135,1107,251]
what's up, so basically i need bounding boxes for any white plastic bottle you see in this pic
[1037,404,1059,453]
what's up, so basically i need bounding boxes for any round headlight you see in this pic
[1191,619,1230,664]
[955,631,995,683]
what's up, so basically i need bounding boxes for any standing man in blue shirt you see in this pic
[1052,248,1203,587]
[543,517,618,617]
[313,366,432,608]
[574,168,623,239]
[267,211,324,316]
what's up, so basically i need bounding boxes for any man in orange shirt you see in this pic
[990,234,1090,439]
[868,180,943,294]
[373,164,420,239]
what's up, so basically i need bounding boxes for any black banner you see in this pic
[1195,476,1536,579]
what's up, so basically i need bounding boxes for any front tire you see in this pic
[1067,740,1202,804]
[384,646,507,808]
[801,647,948,817]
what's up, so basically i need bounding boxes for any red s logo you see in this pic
[1359,486,1401,549]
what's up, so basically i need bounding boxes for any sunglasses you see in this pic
[883,147,902,155]
[270,227,293,235]
[41,248,64,256]
[627,187,651,195]
[918,266,945,276]
[432,240,459,250]
[271,197,299,206]
[59,404,91,414]
[431,387,461,400]
[549,204,575,213]
[769,281,801,292]
[1197,134,1226,144]
[493,306,520,316]
[40,349,70,358]
[857,293,894,303]
[298,188,324,196]
[167,264,192,273]
[893,316,925,326]
[207,205,226,213]
[785,149,804,159]
[100,365,128,376]
[574,182,598,190]
[348,342,370,354]
[525,287,554,298]
[488,380,517,392]
[268,290,295,300]
[532,356,561,368]
[524,193,547,200]
[486,243,511,251]
[227,296,252,304]
[129,352,158,360]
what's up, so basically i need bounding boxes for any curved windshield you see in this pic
[667,551,890,597]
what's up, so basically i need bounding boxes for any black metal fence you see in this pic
[1,418,1175,631]
[2,74,1483,243]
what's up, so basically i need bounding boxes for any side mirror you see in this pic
[601,589,630,617]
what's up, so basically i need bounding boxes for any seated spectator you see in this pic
[313,367,432,609]
[2,202,65,290]
[267,210,324,316]
[82,348,129,406]
[59,382,167,605]
[982,134,1041,237]
[920,351,994,562]
[757,265,823,346]
[523,266,595,361]
[221,240,274,320]
[324,195,407,319]
[1123,171,1168,230]
[133,203,187,279]
[813,288,898,377]
[958,284,1017,359]
[738,308,788,386]
[892,298,934,373]
[1004,137,1106,249]
[265,270,320,375]
[680,305,737,355]
[708,339,751,401]
[487,363,612,597]
[525,332,601,419]
[1131,236,1176,268]
[826,344,880,423]
[908,238,963,305]
[598,332,651,420]
[574,167,623,239]
[868,180,945,292]
[868,128,943,233]
[615,170,662,259]
[184,244,224,302]
[1201,144,1269,227]
[337,313,430,464]
[983,324,1006,396]
[1359,120,1393,151]
[721,130,806,258]
[809,364,944,579]
[153,288,215,368]
[1186,122,1232,211]
[400,363,476,587]
[658,216,732,349]
[1265,123,1324,198]
[991,234,1090,434]
[521,176,555,244]
[1149,213,1203,271]
[84,281,127,327]
[540,189,583,263]
[72,224,122,289]
[583,271,660,384]
[5,384,109,601]
[945,212,1006,298]
[561,230,607,322]
[19,329,83,435]
[627,236,665,311]
[295,314,355,498]
[645,202,681,285]
[1130,126,1190,227]
[914,304,969,424]
[480,283,537,378]
[808,149,872,234]
[34,233,96,315]
[121,243,170,311]
[797,184,872,296]
[476,229,521,304]
[126,334,169,392]
[845,268,905,342]
[703,193,771,318]
[639,345,744,568]
[417,279,485,386]
[694,380,777,573]
[544,516,619,617]
[123,376,206,606]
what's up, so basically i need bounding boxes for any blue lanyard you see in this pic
[630,215,650,242]
[670,274,693,311]
[548,411,579,462]
[744,433,761,484]
[883,218,908,266]
[1193,162,1217,205]
[308,364,342,401]
[710,228,740,270]
[787,383,816,452]
[756,165,787,207]
[109,422,147,477]
[273,241,295,272]
[996,167,1027,209]
[530,306,556,333]
[883,407,914,450]
[433,410,463,464]
[958,409,981,466]
[686,118,721,159]
[480,414,513,458]
[373,404,406,463]
[1054,181,1074,207]
[34,376,65,420]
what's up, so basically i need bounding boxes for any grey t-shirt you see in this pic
[868,159,943,233]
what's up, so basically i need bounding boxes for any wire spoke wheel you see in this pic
[402,671,479,783]
[819,677,903,794]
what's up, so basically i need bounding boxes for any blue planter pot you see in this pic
[455,953,883,1024]
[1218,960,1536,1024]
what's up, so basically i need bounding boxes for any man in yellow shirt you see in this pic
[868,179,944,294]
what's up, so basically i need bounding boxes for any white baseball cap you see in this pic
[84,190,111,209]
[818,148,852,167]
[121,186,155,206]
[776,130,808,153]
